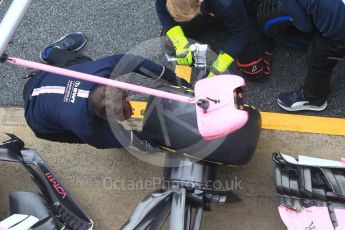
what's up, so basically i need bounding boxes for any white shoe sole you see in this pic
[277,100,328,112]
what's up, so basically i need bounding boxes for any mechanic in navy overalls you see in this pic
[23,32,188,151]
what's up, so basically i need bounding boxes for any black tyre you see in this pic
[257,0,313,48]
[141,84,261,166]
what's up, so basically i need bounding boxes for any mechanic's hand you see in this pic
[166,26,193,66]
[108,89,133,122]
[122,95,133,120]
[208,52,234,77]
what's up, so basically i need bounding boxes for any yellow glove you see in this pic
[208,53,234,77]
[166,26,192,65]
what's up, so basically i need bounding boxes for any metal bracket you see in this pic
[190,44,208,69]
[165,43,208,70]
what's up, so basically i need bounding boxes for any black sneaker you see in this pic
[40,32,87,62]
[127,131,161,154]
[277,88,327,111]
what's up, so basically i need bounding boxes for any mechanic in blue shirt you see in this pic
[156,0,274,80]
[277,0,345,111]
[23,32,188,151]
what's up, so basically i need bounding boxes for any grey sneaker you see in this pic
[40,32,87,62]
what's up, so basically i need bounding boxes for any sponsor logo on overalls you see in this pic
[64,80,80,103]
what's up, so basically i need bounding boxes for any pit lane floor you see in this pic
[0,0,345,229]
[0,107,344,230]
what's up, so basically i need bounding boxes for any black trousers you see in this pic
[303,33,345,101]
[23,49,92,144]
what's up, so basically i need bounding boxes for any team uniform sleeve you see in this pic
[221,0,252,59]
[109,53,186,86]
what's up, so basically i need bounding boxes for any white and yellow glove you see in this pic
[166,26,193,65]
[208,52,234,77]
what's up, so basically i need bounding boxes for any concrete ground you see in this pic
[1,108,344,229]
